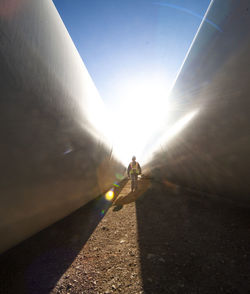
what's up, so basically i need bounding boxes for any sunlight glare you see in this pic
[144,109,199,164]
[106,77,172,165]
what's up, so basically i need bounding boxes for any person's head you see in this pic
[132,156,136,162]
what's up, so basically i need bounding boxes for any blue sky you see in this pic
[52,0,211,107]
[52,0,211,164]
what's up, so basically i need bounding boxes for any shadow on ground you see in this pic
[0,179,127,294]
[136,181,250,293]
[112,178,151,211]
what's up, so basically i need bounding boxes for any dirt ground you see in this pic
[0,178,249,294]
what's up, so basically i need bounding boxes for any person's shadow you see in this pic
[112,178,151,211]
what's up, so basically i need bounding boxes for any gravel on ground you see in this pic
[0,177,249,294]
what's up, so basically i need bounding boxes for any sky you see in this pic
[52,0,211,164]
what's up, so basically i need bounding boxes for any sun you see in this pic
[105,76,172,165]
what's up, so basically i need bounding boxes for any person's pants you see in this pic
[131,173,138,191]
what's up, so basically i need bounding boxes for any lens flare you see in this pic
[113,181,120,188]
[115,173,124,180]
[105,190,114,201]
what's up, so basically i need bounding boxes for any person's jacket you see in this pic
[127,161,141,176]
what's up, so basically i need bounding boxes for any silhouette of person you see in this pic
[127,156,141,192]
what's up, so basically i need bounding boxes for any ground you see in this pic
[0,178,249,294]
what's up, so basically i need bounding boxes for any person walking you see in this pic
[127,156,141,192]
